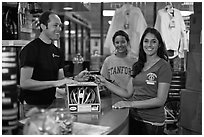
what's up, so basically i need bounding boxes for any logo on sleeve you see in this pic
[146,73,157,85]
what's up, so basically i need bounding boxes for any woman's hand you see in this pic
[95,75,107,85]
[112,101,132,109]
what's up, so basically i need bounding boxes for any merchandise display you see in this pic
[2,46,18,132]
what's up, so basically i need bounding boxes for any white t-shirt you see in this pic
[104,4,147,57]
[154,8,188,58]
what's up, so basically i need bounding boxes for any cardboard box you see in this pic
[66,82,101,113]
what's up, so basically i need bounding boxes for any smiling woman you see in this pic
[100,30,137,104]
[97,28,172,135]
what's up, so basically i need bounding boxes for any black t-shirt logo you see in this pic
[52,53,60,58]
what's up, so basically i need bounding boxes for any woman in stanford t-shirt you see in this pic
[98,28,172,135]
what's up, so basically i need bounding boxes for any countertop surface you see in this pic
[16,93,129,135]
[50,94,129,135]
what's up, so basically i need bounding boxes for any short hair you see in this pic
[112,30,130,44]
[39,11,56,29]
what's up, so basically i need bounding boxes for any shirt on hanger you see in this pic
[104,4,147,57]
[154,8,188,58]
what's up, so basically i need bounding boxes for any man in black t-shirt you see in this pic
[19,11,88,109]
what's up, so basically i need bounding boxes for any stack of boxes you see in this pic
[179,2,202,134]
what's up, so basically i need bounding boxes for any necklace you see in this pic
[143,58,160,71]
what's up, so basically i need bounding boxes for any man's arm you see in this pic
[58,68,65,80]
[20,67,71,91]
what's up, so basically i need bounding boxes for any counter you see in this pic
[15,94,129,135]
[49,95,129,135]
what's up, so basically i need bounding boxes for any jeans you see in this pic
[129,114,165,135]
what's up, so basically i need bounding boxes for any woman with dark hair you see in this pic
[132,27,169,77]
[100,30,137,103]
[98,27,172,134]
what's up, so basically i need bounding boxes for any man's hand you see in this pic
[55,78,77,87]
[75,70,90,82]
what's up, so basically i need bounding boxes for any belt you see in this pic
[135,118,165,126]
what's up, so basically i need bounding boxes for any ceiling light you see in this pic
[65,30,69,34]
[63,7,73,11]
[64,30,75,34]
[180,11,194,16]
[103,10,115,16]
[64,21,69,25]
[71,30,75,34]
[181,2,193,5]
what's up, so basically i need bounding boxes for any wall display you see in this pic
[18,2,33,33]
[2,4,18,40]
[104,4,147,57]
[2,46,18,133]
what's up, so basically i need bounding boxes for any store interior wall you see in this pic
[2,2,202,134]
[2,2,194,56]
